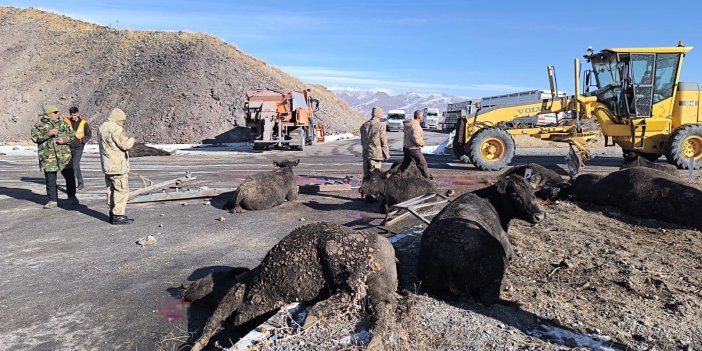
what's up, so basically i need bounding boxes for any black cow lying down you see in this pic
[360,169,438,213]
[129,143,172,157]
[185,222,398,351]
[417,175,544,305]
[385,161,422,178]
[499,163,567,200]
[225,159,299,213]
[621,152,678,176]
[565,167,702,230]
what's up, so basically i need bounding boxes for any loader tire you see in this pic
[664,124,702,169]
[467,127,515,171]
[453,118,470,163]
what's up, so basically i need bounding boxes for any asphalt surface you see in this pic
[0,130,627,350]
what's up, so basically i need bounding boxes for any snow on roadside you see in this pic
[0,133,359,156]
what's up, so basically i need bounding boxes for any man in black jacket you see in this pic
[64,106,92,190]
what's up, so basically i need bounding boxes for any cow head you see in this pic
[274,159,300,168]
[495,175,544,224]
[360,169,388,197]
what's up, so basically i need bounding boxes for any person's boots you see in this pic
[43,201,58,209]
[77,183,84,191]
[111,215,134,225]
[68,196,80,205]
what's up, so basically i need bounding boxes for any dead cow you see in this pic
[360,169,438,213]
[385,160,422,178]
[129,143,172,157]
[226,159,299,213]
[621,152,678,176]
[566,167,702,230]
[417,175,544,305]
[500,163,566,200]
[186,222,398,351]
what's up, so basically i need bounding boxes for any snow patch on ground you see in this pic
[0,134,358,156]
[530,324,621,350]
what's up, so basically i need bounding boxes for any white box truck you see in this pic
[422,108,440,129]
[385,109,406,131]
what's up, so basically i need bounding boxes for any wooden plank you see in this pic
[127,176,197,200]
[128,187,235,203]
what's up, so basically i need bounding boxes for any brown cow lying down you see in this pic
[129,143,172,157]
[566,167,702,230]
[417,175,544,305]
[360,169,438,213]
[225,159,299,213]
[620,152,678,176]
[185,222,398,351]
[499,163,567,200]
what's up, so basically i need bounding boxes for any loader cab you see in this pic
[584,47,686,120]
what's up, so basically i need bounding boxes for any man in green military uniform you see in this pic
[30,104,79,209]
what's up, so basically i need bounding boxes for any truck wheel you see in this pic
[467,127,515,171]
[309,126,317,145]
[664,124,702,169]
[453,118,470,163]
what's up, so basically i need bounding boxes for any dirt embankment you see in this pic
[0,7,365,144]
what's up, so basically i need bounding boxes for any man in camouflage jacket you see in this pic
[30,104,78,208]
[360,106,390,178]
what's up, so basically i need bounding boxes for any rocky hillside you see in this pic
[332,89,469,117]
[0,7,365,144]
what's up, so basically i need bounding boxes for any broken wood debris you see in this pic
[383,192,450,227]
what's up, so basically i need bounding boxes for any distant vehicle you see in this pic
[444,90,567,131]
[385,109,406,131]
[444,100,478,131]
[244,88,323,151]
[422,108,440,129]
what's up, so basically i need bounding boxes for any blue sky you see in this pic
[4,0,702,97]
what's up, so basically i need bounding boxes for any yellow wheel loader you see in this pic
[453,43,702,171]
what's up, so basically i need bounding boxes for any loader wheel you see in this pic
[453,118,470,163]
[467,127,515,171]
[664,124,702,169]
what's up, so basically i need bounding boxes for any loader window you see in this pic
[653,53,680,103]
[591,55,620,88]
[292,91,307,111]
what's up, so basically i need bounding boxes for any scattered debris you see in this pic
[299,217,305,221]
[136,235,157,247]
[203,200,211,205]
[158,224,164,228]
[217,216,225,222]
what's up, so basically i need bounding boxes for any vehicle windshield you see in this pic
[388,114,405,120]
[591,54,620,88]
[427,113,438,117]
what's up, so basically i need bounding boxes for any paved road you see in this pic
[0,130,629,350]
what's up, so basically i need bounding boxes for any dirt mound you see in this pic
[0,7,365,144]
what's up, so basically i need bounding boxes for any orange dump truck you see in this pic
[244,89,324,150]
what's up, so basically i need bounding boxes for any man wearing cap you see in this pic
[360,106,390,179]
[98,108,135,225]
[65,106,92,190]
[31,105,79,209]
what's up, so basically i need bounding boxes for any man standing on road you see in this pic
[31,104,79,209]
[98,108,135,225]
[360,106,389,179]
[399,109,431,179]
[65,106,92,190]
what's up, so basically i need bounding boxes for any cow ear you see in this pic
[294,159,300,166]
[273,161,280,167]
[495,178,508,194]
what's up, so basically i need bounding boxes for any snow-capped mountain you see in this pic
[331,89,470,117]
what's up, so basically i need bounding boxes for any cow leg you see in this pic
[286,184,299,201]
[190,283,246,351]
[301,293,351,328]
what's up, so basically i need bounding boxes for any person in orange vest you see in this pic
[65,106,92,190]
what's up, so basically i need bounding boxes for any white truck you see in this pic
[385,109,406,131]
[422,108,440,129]
[444,90,567,131]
